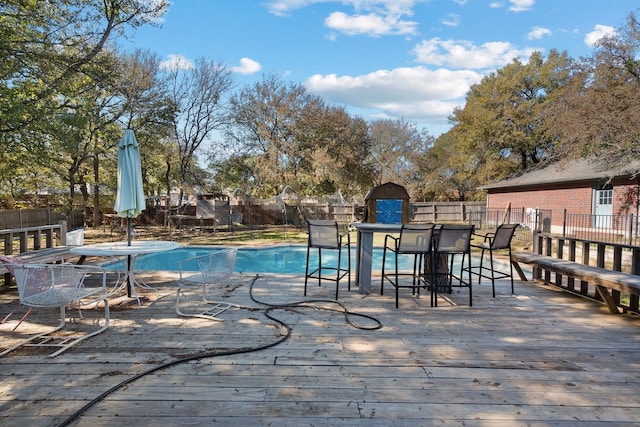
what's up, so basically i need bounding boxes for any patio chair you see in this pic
[0,255,33,331]
[176,248,238,321]
[432,224,475,307]
[468,223,519,297]
[0,262,110,357]
[381,223,435,308]
[304,220,351,300]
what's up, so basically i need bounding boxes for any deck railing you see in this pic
[1,221,68,255]
[530,231,640,314]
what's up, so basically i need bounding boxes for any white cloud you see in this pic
[508,0,535,12]
[265,0,321,16]
[231,57,262,75]
[441,13,460,27]
[585,24,616,47]
[266,0,421,36]
[489,2,502,8]
[413,37,533,69]
[159,54,194,71]
[528,26,551,40]
[325,11,418,36]
[305,66,483,126]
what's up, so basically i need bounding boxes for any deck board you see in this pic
[1,270,639,426]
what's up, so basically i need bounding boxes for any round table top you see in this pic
[69,240,180,256]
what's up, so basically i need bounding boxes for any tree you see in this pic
[226,74,375,198]
[226,74,319,196]
[550,12,640,165]
[416,131,486,201]
[0,0,169,134]
[0,0,169,214]
[297,106,375,198]
[165,58,234,206]
[368,118,434,194]
[450,50,573,181]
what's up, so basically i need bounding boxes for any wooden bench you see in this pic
[511,232,640,314]
[0,221,76,285]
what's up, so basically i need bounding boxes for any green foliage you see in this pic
[549,12,640,163]
[225,74,375,199]
[369,118,434,194]
[3,3,640,213]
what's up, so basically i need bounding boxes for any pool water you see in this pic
[107,245,427,275]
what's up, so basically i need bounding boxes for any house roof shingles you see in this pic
[479,158,640,191]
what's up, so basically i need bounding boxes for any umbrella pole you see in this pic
[127,217,132,297]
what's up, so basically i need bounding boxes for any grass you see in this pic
[83,224,311,246]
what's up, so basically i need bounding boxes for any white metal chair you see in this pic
[0,263,110,357]
[304,220,351,300]
[176,248,238,321]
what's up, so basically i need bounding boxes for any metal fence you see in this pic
[466,207,640,246]
[466,207,553,243]
[563,211,640,246]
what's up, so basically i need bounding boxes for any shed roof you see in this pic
[364,182,410,200]
[480,157,640,191]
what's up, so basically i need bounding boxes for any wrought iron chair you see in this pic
[0,262,110,357]
[381,223,435,308]
[469,223,519,297]
[0,255,33,331]
[176,248,238,321]
[304,220,351,300]
[432,224,475,307]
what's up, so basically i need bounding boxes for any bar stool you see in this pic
[432,224,474,307]
[304,220,351,300]
[381,223,435,308]
[469,223,519,297]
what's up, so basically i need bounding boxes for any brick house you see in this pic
[479,158,640,233]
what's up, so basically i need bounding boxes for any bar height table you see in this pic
[352,223,402,294]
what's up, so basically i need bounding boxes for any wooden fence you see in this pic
[2,203,489,230]
[0,208,85,230]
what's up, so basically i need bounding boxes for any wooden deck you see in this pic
[1,270,639,426]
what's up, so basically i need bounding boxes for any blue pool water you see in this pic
[107,245,424,274]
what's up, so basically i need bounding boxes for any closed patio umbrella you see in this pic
[113,129,145,296]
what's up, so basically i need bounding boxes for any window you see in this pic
[598,189,613,205]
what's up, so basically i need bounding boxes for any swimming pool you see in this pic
[107,245,423,275]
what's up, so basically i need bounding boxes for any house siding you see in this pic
[612,177,640,216]
[486,177,640,229]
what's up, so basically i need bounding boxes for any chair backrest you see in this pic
[398,223,435,253]
[436,224,474,253]
[197,248,237,282]
[491,223,519,249]
[307,220,340,249]
[9,263,87,308]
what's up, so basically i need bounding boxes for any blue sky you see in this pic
[123,0,638,137]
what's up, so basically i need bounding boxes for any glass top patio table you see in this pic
[70,241,180,300]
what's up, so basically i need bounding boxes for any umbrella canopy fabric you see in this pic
[114,129,146,219]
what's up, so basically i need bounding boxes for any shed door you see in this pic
[376,199,402,224]
[594,188,613,228]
